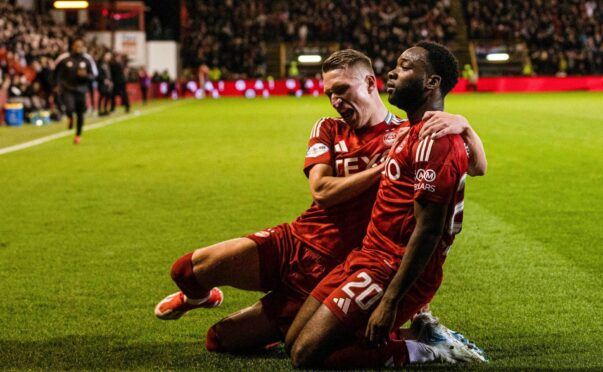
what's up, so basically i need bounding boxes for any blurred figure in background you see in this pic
[138,66,150,105]
[54,38,98,144]
[462,64,478,91]
[35,57,54,107]
[208,65,222,81]
[110,53,130,114]
[97,51,113,116]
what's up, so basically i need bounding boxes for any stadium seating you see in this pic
[181,0,602,78]
[464,0,603,75]
[181,0,457,79]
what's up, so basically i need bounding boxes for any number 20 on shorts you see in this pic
[341,272,384,310]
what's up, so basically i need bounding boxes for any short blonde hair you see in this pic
[322,49,374,75]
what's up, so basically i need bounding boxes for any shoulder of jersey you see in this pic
[309,116,342,138]
[414,132,461,163]
[385,112,408,127]
[392,116,407,126]
[414,134,439,163]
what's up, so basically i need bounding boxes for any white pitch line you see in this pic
[0,100,185,156]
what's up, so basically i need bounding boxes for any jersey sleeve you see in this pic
[303,118,335,177]
[412,134,462,204]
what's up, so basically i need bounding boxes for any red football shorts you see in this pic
[310,247,444,334]
[246,223,338,336]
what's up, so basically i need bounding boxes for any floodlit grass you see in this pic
[1,92,602,369]
[0,99,167,148]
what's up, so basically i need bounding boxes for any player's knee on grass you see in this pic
[284,326,302,355]
[205,324,225,352]
[290,338,317,369]
[284,296,322,355]
[289,326,326,368]
[205,320,257,353]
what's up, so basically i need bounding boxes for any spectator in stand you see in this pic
[465,0,603,75]
[110,53,130,114]
[208,65,222,81]
[181,0,457,80]
[161,69,171,83]
[197,64,209,97]
[0,1,115,121]
[151,71,162,83]
[138,66,151,105]
[97,51,113,116]
[34,57,54,105]
[8,74,31,112]
[28,80,46,114]
[462,64,478,91]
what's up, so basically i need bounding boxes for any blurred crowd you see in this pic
[182,0,457,79]
[465,0,603,75]
[0,1,152,121]
[2,0,603,118]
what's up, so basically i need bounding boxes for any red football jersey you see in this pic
[362,120,469,259]
[291,112,406,262]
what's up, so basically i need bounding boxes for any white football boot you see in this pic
[410,311,490,363]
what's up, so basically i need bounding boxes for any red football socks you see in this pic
[170,252,211,300]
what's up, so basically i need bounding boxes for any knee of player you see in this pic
[283,332,298,356]
[284,339,293,356]
[290,340,315,369]
[188,249,219,279]
[205,324,225,352]
[170,252,195,283]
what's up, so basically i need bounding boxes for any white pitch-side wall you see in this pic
[146,41,179,80]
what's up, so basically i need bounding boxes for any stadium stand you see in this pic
[181,0,458,79]
[1,0,603,122]
[0,1,133,121]
[465,0,603,75]
[181,0,603,78]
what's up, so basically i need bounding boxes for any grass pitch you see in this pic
[1,92,602,370]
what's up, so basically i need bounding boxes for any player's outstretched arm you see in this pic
[308,162,385,209]
[365,199,447,346]
[419,111,487,176]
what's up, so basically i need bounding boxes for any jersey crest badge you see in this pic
[383,132,397,146]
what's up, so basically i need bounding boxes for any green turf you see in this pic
[1,93,602,370]
[0,99,167,148]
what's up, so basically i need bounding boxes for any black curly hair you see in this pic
[415,41,459,96]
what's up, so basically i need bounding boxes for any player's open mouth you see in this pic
[341,109,354,121]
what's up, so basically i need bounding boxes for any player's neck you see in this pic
[367,101,389,127]
[407,99,443,125]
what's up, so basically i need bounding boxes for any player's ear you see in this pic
[365,74,377,93]
[426,74,441,92]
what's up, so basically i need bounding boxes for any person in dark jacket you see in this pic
[97,51,113,116]
[54,38,98,144]
[110,53,130,113]
[138,66,150,105]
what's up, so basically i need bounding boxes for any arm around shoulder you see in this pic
[461,124,487,176]
[308,162,384,209]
